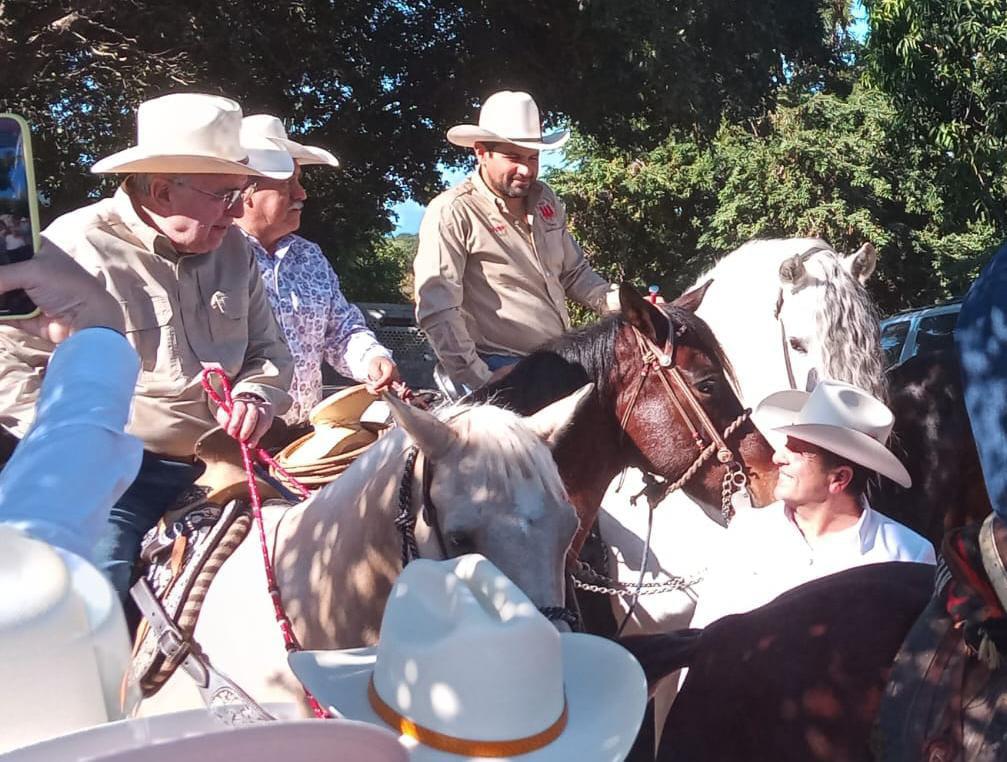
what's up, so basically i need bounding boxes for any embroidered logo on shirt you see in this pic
[538,202,556,220]
[492,223,507,235]
[210,290,228,313]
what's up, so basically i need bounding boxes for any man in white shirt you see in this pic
[692,380,936,629]
[235,115,399,423]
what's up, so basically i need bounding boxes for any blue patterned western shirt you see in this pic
[243,232,393,423]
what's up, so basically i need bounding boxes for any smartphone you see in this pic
[0,113,40,319]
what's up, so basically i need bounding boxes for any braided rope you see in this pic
[200,369,326,718]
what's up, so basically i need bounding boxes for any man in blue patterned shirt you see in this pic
[235,115,398,423]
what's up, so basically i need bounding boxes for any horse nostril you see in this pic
[805,368,819,392]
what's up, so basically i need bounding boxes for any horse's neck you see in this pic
[273,428,416,648]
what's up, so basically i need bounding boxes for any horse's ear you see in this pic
[779,254,808,286]
[619,282,669,346]
[672,280,713,313]
[524,383,595,449]
[382,391,458,459]
[842,243,877,285]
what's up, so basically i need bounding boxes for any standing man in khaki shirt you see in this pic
[0,93,295,601]
[414,91,619,391]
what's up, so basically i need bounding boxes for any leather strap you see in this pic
[130,578,275,725]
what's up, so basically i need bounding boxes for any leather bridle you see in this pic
[394,445,580,629]
[617,316,751,524]
[774,243,834,391]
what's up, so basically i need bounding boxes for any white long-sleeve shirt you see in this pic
[0,328,142,564]
[691,499,936,629]
[244,232,393,423]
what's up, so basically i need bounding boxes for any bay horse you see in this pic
[475,283,779,588]
[876,347,990,546]
[138,388,589,716]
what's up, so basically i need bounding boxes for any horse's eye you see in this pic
[447,531,475,554]
[789,337,809,354]
[696,379,718,395]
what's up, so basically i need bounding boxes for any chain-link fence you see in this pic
[321,302,437,390]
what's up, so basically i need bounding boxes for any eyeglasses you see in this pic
[171,180,246,207]
[245,175,301,195]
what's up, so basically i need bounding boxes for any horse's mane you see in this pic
[812,251,888,401]
[696,238,887,403]
[475,305,735,415]
[435,401,569,502]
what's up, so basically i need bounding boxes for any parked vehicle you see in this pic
[879,300,961,368]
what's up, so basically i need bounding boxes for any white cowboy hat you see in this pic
[241,114,340,178]
[91,94,292,177]
[447,91,569,151]
[289,555,647,761]
[4,710,405,762]
[756,380,912,488]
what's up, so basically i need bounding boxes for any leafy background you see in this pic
[1,0,1004,313]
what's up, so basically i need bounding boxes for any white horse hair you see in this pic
[693,237,885,405]
[138,388,589,717]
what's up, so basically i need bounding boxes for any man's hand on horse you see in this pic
[0,238,125,343]
[366,356,400,394]
[216,393,274,447]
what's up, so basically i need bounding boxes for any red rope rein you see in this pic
[200,368,328,718]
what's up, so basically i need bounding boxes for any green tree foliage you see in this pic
[550,82,1000,313]
[864,0,1007,230]
[0,0,829,300]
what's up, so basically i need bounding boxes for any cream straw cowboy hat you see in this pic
[447,91,569,151]
[756,379,912,488]
[241,114,340,177]
[290,554,647,761]
[91,94,292,177]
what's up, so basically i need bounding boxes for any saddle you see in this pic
[878,515,1007,761]
[125,424,287,699]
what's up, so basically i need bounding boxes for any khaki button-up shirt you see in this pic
[414,172,617,389]
[0,188,293,459]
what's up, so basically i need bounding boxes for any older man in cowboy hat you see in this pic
[414,91,619,391]
[0,93,295,601]
[235,115,398,424]
[692,380,936,629]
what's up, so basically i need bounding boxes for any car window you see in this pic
[881,319,911,367]
[914,311,958,356]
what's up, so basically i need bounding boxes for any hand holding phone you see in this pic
[0,113,41,319]
[0,240,124,343]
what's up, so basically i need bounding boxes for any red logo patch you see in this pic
[492,224,507,235]
[538,202,556,220]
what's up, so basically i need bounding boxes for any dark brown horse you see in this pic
[875,348,990,546]
[475,284,779,558]
[621,562,936,761]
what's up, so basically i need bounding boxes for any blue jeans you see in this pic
[957,241,1007,521]
[102,452,203,602]
[479,353,522,373]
